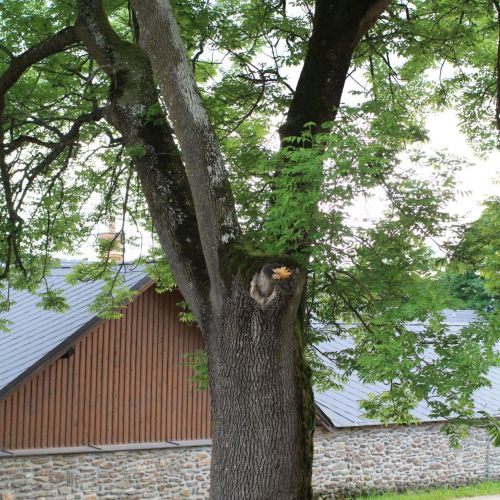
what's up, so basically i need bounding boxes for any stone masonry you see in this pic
[0,446,211,500]
[1,423,499,499]
[313,423,500,497]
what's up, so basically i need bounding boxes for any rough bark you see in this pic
[124,4,314,497]
[208,272,315,499]
[131,0,241,308]
[280,0,390,140]
[75,0,210,322]
[127,2,318,496]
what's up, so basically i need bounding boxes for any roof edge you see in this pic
[0,439,213,457]
[0,276,154,401]
[315,404,335,431]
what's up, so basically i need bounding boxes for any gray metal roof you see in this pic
[314,310,500,428]
[0,263,149,398]
[1,270,497,430]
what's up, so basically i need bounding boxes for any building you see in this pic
[0,264,499,499]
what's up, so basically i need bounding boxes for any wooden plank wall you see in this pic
[0,287,211,450]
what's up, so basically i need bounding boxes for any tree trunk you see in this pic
[123,5,317,493]
[75,1,389,497]
[74,12,315,496]
[207,275,315,499]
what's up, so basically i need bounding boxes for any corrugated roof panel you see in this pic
[2,271,497,431]
[313,310,500,428]
[0,264,149,396]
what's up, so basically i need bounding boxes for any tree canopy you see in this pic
[1,0,500,473]
[439,268,497,311]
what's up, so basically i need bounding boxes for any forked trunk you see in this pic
[72,0,392,497]
[74,9,315,495]
[118,2,388,495]
[207,277,315,499]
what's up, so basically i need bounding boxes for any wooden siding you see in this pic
[0,287,211,450]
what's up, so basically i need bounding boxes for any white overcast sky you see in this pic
[69,46,500,261]
[76,110,498,262]
[426,110,499,221]
[347,109,500,228]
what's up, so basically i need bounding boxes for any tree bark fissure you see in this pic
[131,0,241,307]
[76,0,210,322]
[208,272,314,499]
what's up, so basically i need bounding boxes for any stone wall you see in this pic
[0,445,211,500]
[1,423,498,499]
[313,423,500,498]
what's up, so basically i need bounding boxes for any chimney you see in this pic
[97,219,123,261]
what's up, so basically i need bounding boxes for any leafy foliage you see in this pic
[36,287,70,313]
[183,350,209,391]
[66,261,137,319]
[450,198,500,296]
[438,269,497,311]
[1,0,499,429]
[143,255,176,294]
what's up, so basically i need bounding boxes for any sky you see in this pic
[346,109,500,228]
[70,108,498,262]
[426,110,499,222]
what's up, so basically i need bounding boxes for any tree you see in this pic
[438,269,497,311]
[1,1,499,497]
[440,197,500,310]
[452,198,500,296]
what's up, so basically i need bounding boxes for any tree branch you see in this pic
[0,43,14,60]
[0,27,79,97]
[130,0,242,305]
[493,0,500,130]
[75,0,211,323]
[279,0,390,140]
[0,27,81,268]
[14,108,104,210]
[0,93,25,276]
[0,27,81,274]
[4,135,59,154]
